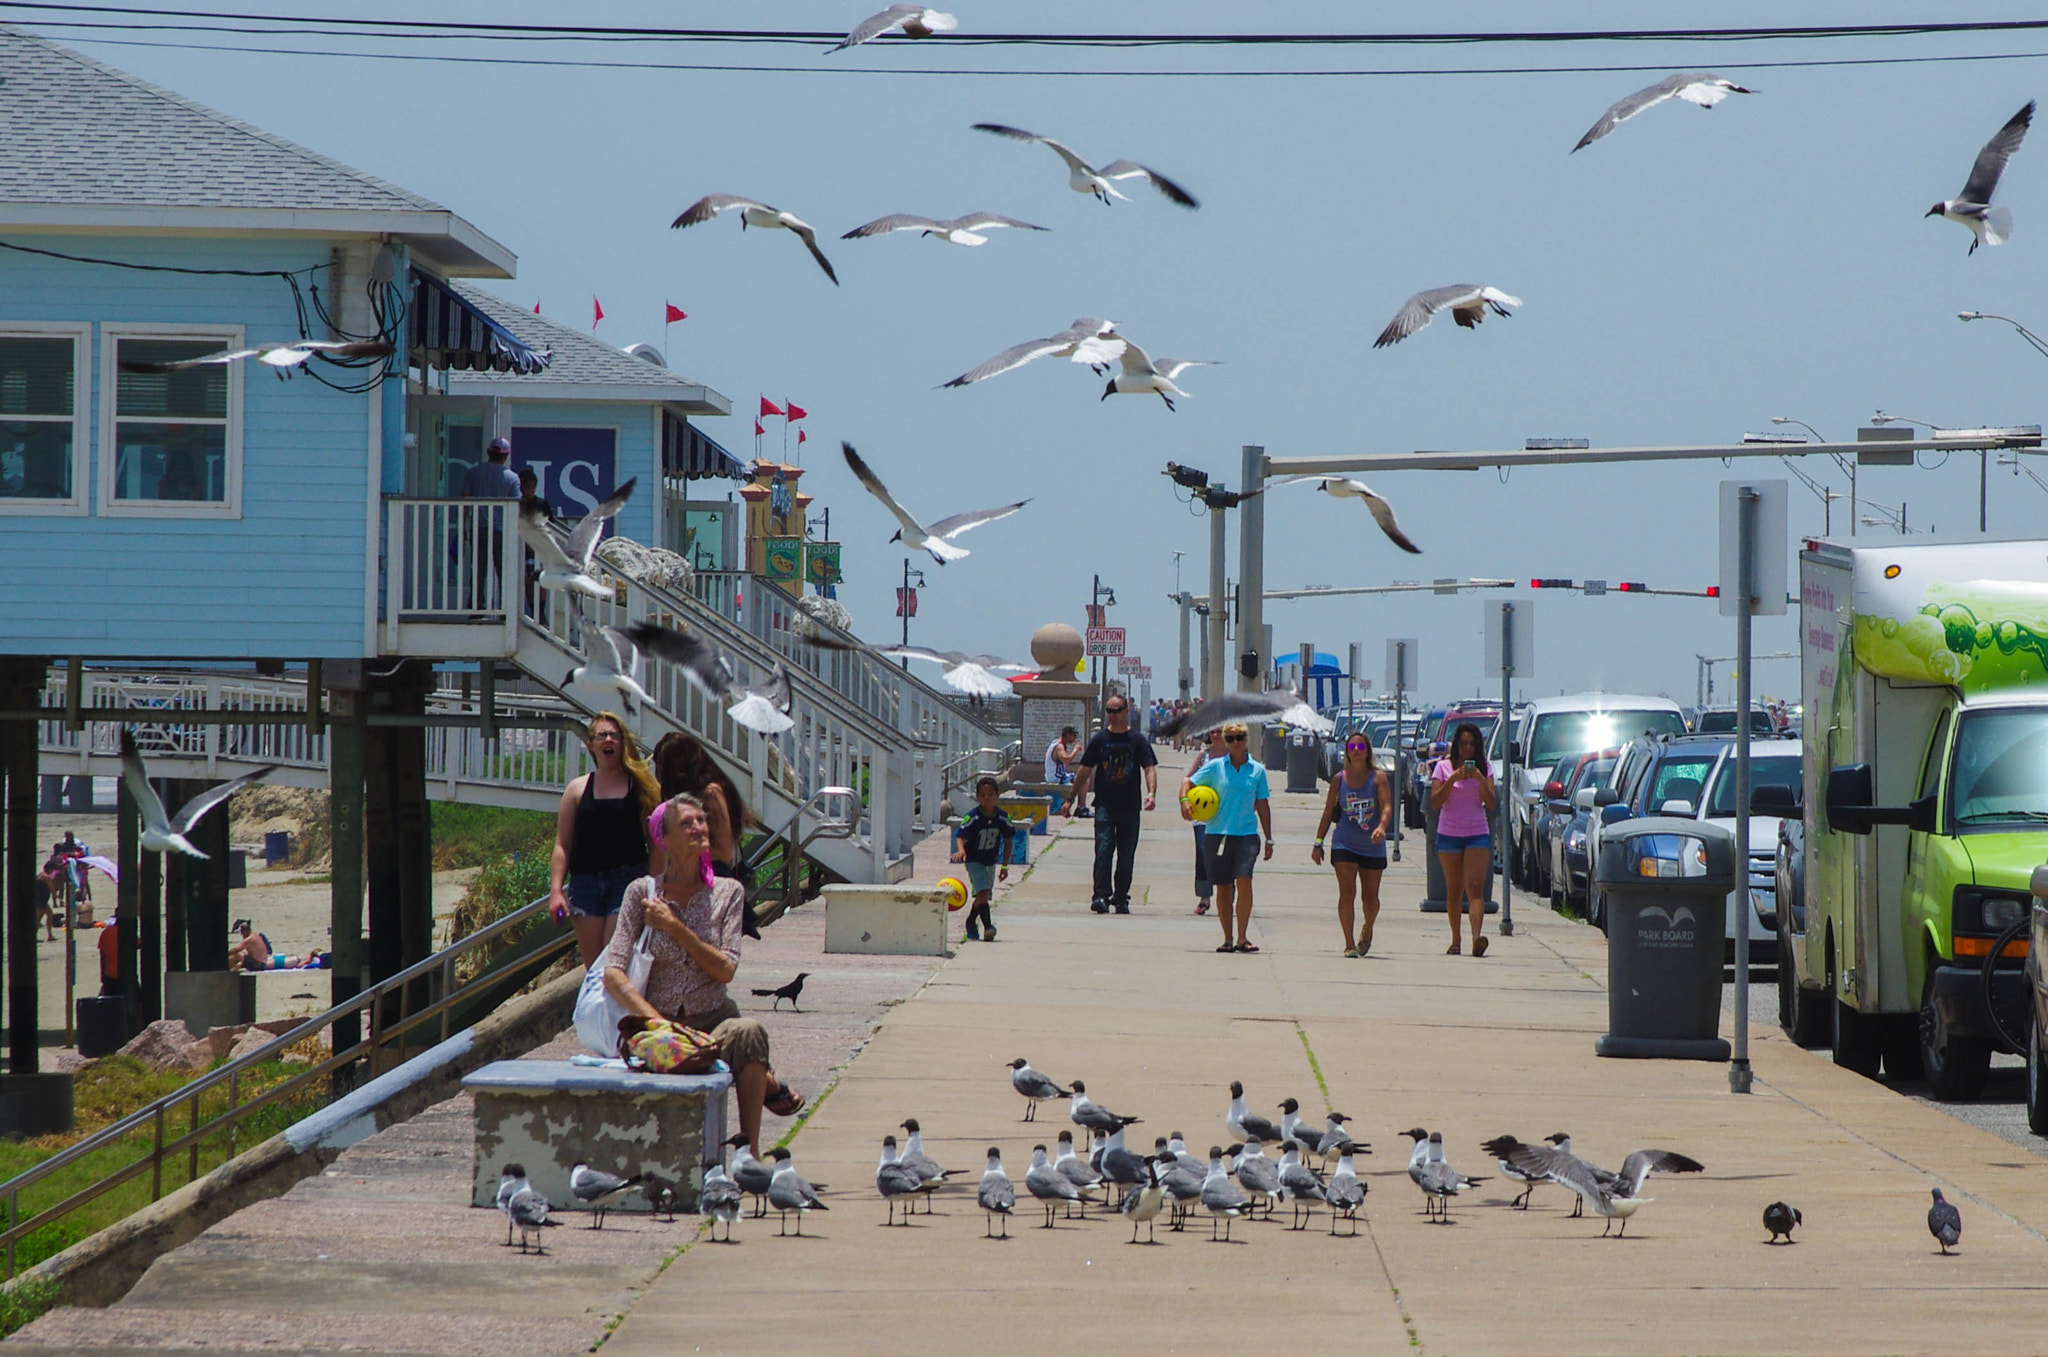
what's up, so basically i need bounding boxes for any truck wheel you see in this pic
[1829,951,1882,1078]
[1777,921,1827,1047]
[1919,973,1991,1101]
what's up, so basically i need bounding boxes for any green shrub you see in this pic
[0,1275,58,1336]
[430,803,557,871]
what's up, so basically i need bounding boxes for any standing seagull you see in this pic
[495,1164,529,1246]
[1200,1147,1251,1241]
[1482,1134,1550,1211]
[973,124,1199,208]
[1121,1158,1167,1244]
[1024,1144,1082,1227]
[1763,1200,1801,1245]
[942,317,1124,389]
[1224,1081,1282,1146]
[1068,1081,1141,1134]
[1572,73,1753,152]
[1928,101,2034,254]
[1006,1058,1069,1122]
[117,337,392,378]
[1374,285,1522,348]
[1325,1143,1368,1236]
[570,1160,651,1229]
[1270,476,1422,554]
[876,1136,927,1226]
[899,1118,956,1213]
[841,441,1028,564]
[699,1158,742,1242]
[1099,338,1212,411]
[842,211,1047,247]
[1232,1140,1283,1218]
[1928,1188,1962,1254]
[507,1179,558,1255]
[119,731,276,859]
[670,195,839,285]
[978,1147,1016,1237]
[765,1147,828,1236]
[519,477,635,598]
[1054,1130,1105,1208]
[726,1134,774,1218]
[1277,1145,1329,1230]
[829,5,956,52]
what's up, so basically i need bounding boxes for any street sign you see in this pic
[1084,626,1126,657]
[1483,601,1534,678]
[1117,654,1144,673]
[1385,638,1418,690]
[1719,480,1788,617]
[1128,665,1152,679]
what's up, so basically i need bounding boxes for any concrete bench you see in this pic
[999,791,1059,832]
[948,820,1031,866]
[824,884,950,956]
[463,1059,732,1214]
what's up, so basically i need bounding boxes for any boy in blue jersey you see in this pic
[951,776,1013,941]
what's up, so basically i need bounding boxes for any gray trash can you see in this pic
[1285,733,1320,793]
[1261,726,1287,770]
[1593,817,1736,1061]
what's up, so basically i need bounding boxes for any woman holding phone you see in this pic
[1430,722,1497,956]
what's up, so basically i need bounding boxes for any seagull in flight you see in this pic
[1100,337,1214,411]
[1156,691,1332,742]
[519,478,635,598]
[1373,285,1522,348]
[1572,73,1753,152]
[1488,1137,1703,1236]
[842,211,1048,247]
[973,124,1199,209]
[594,621,795,735]
[670,195,839,284]
[942,317,1124,388]
[118,338,392,378]
[1269,475,1422,554]
[879,647,1030,698]
[841,441,1028,563]
[1928,100,2034,254]
[829,5,956,53]
[119,731,276,859]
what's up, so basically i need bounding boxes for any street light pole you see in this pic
[1237,445,1266,692]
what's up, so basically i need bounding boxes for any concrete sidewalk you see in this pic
[601,755,2048,1357]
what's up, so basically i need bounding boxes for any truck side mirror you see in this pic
[1660,799,1697,817]
[1750,784,1799,816]
[1909,793,1937,835]
[1574,787,1597,809]
[1594,787,1620,807]
[1825,764,1877,835]
[1508,741,1524,763]
[2032,863,2048,902]
[1600,803,1632,826]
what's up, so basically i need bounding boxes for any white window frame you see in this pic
[0,321,91,517]
[99,322,243,520]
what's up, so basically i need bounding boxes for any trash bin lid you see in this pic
[1595,815,1736,887]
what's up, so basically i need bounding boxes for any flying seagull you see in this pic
[1269,475,1422,554]
[842,211,1048,246]
[813,634,1030,698]
[1928,100,2034,254]
[591,621,795,735]
[942,317,1124,388]
[1374,285,1522,348]
[1007,1058,1069,1122]
[562,622,669,716]
[1572,73,1753,152]
[119,731,276,859]
[1100,337,1214,411]
[1489,1137,1702,1236]
[1928,1188,1962,1254]
[1156,691,1333,742]
[570,1161,651,1230]
[519,477,635,598]
[972,124,1199,209]
[1763,1200,1801,1244]
[978,1147,1016,1237]
[670,195,839,284]
[829,5,956,52]
[841,441,1029,563]
[118,338,392,377]
[721,658,796,735]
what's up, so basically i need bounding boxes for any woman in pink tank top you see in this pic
[1430,722,1497,956]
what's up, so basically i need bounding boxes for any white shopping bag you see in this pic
[571,927,653,1057]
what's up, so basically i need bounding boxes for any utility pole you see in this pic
[1175,592,1197,699]
[1206,497,1228,698]
[898,560,924,668]
[1237,445,1266,692]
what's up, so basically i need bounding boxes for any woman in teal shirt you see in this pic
[1179,723,1274,953]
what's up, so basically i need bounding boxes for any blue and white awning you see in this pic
[409,270,550,374]
[664,411,747,481]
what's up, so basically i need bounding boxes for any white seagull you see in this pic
[584,620,792,735]
[942,317,1125,388]
[117,338,392,377]
[1573,72,1754,152]
[972,124,1199,209]
[1006,1058,1070,1122]
[670,195,839,285]
[1024,1144,1083,1227]
[1325,1143,1367,1235]
[841,441,1029,564]
[1488,1137,1703,1236]
[842,211,1048,247]
[506,1180,558,1254]
[1270,475,1422,554]
[119,730,276,859]
[875,1136,927,1226]
[829,4,957,53]
[978,1147,1016,1237]
[765,1147,828,1235]
[1156,692,1332,742]
[1373,285,1522,348]
[495,1163,529,1246]
[699,1157,742,1242]
[1928,100,2034,254]
[570,1161,650,1230]
[1099,337,1214,411]
[519,477,635,598]
[877,647,1030,699]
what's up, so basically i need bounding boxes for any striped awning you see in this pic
[409,270,550,374]
[664,410,747,481]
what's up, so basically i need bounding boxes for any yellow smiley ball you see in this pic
[1183,785,1220,821]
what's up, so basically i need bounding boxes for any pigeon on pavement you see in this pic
[1929,1188,1962,1254]
[1763,1200,1801,1244]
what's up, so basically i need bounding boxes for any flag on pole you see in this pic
[759,396,784,418]
[592,297,605,329]
[797,428,807,446]
[665,302,687,324]
[896,587,919,619]
[532,301,541,314]
[785,401,808,422]
[754,421,765,437]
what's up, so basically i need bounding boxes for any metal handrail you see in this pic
[0,897,571,1278]
[942,743,1023,795]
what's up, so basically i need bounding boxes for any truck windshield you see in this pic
[1951,708,2048,826]
[1705,754,1802,817]
[1528,709,1685,766]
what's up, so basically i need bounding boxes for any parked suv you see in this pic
[1674,738,1803,961]
[1505,694,1687,889]
[1586,732,1731,931]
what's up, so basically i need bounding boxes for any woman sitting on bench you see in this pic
[599,794,802,1156]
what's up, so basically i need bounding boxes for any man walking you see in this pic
[1179,723,1273,952]
[1064,694,1157,914]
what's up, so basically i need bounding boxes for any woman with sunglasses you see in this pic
[548,712,662,967]
[1311,729,1392,956]
[1180,723,1273,952]
[1430,721,1497,956]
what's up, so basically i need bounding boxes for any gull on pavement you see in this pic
[978,1148,1016,1237]
[1007,1058,1070,1122]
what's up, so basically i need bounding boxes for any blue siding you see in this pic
[500,399,658,546]
[0,235,375,658]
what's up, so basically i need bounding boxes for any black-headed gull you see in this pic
[569,1161,650,1230]
[1572,72,1753,152]
[841,210,1048,247]
[118,731,276,858]
[829,4,956,53]
[587,620,794,734]
[972,124,1199,209]
[1928,100,2033,254]
[1486,1136,1703,1236]
[875,646,1030,699]
[1007,1058,1070,1122]
[670,195,839,284]
[1270,474,1421,553]
[1099,337,1213,411]
[117,338,392,378]
[942,317,1123,388]
[1373,285,1521,348]
[841,441,1028,563]
[520,477,634,599]
[875,1136,927,1226]
[765,1148,828,1235]
[978,1148,1016,1237]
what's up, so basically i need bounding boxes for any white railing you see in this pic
[382,498,521,653]
[38,672,329,777]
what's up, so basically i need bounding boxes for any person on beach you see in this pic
[950,776,1013,941]
[1189,726,1229,916]
[228,918,273,971]
[1431,721,1497,956]
[1063,694,1158,914]
[549,712,660,967]
[1180,723,1273,953]
[1312,728,1392,956]
[601,793,800,1154]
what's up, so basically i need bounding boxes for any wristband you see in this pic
[1313,838,1324,847]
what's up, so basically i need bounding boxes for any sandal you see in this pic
[1473,936,1489,957]
[1236,942,1259,954]
[1342,947,1360,958]
[1446,941,1461,955]
[1216,942,1238,953]
[765,1082,805,1117]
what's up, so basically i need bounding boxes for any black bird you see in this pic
[751,972,810,1011]
[1929,1188,1962,1254]
[1763,1200,1801,1244]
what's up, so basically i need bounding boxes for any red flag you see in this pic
[665,303,687,324]
[759,396,784,418]
[532,301,541,314]
[592,297,605,328]
[797,428,807,446]
[785,401,808,422]
[754,421,765,437]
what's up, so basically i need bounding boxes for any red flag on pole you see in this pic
[759,396,784,418]
[785,401,808,422]
[896,587,919,619]
[665,303,687,324]
[797,428,807,446]
[592,297,604,329]
[532,302,541,314]
[754,421,765,437]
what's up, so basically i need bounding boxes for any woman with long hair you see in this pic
[1311,727,1392,956]
[548,712,661,966]
[1430,721,1497,956]
[650,732,750,879]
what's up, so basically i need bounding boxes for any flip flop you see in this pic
[1216,942,1237,953]
[1236,942,1260,954]
[1473,936,1489,957]
[765,1083,805,1117]
[1446,941,1461,955]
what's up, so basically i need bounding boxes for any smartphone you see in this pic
[1463,760,1477,770]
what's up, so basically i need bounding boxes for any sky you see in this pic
[34,3,2048,707]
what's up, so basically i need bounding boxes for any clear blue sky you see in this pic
[43,3,2048,705]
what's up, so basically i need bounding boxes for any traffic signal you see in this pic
[1529,578,1575,589]
[1615,582,1647,592]
[1705,585,1720,597]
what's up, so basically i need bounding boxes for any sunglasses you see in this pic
[1105,706,1127,715]
[1225,734,1248,744]
[1345,742,1371,752]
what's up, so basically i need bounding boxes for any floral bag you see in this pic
[618,1015,721,1075]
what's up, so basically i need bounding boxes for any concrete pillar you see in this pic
[138,837,162,1023]
[328,680,366,1059]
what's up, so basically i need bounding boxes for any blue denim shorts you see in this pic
[1437,832,1491,853]
[566,862,642,917]
[965,861,997,895]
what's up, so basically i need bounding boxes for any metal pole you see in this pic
[62,875,73,1050]
[1236,446,1265,692]
[1206,503,1227,699]
[1731,486,1757,1095]
[1176,593,1193,699]
[1498,604,1514,938]
[900,558,910,668]
[1391,664,1405,865]
[1981,449,1989,533]
[1849,458,1857,538]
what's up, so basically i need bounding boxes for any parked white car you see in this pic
[1681,739,1802,959]
[1503,694,1687,888]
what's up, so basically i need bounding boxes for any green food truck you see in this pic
[1779,540,2048,1099]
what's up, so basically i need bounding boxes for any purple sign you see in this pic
[510,426,619,525]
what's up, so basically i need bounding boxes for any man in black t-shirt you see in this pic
[1062,694,1158,914]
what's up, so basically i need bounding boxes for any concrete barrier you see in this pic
[823,884,949,956]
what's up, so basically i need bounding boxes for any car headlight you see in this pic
[1566,829,1586,850]
[1953,885,2032,934]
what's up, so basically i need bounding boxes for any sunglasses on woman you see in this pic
[1345,742,1371,752]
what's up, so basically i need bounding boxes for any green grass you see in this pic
[0,1276,57,1337]
[430,802,556,871]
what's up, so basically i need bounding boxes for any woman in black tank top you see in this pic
[548,713,658,966]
